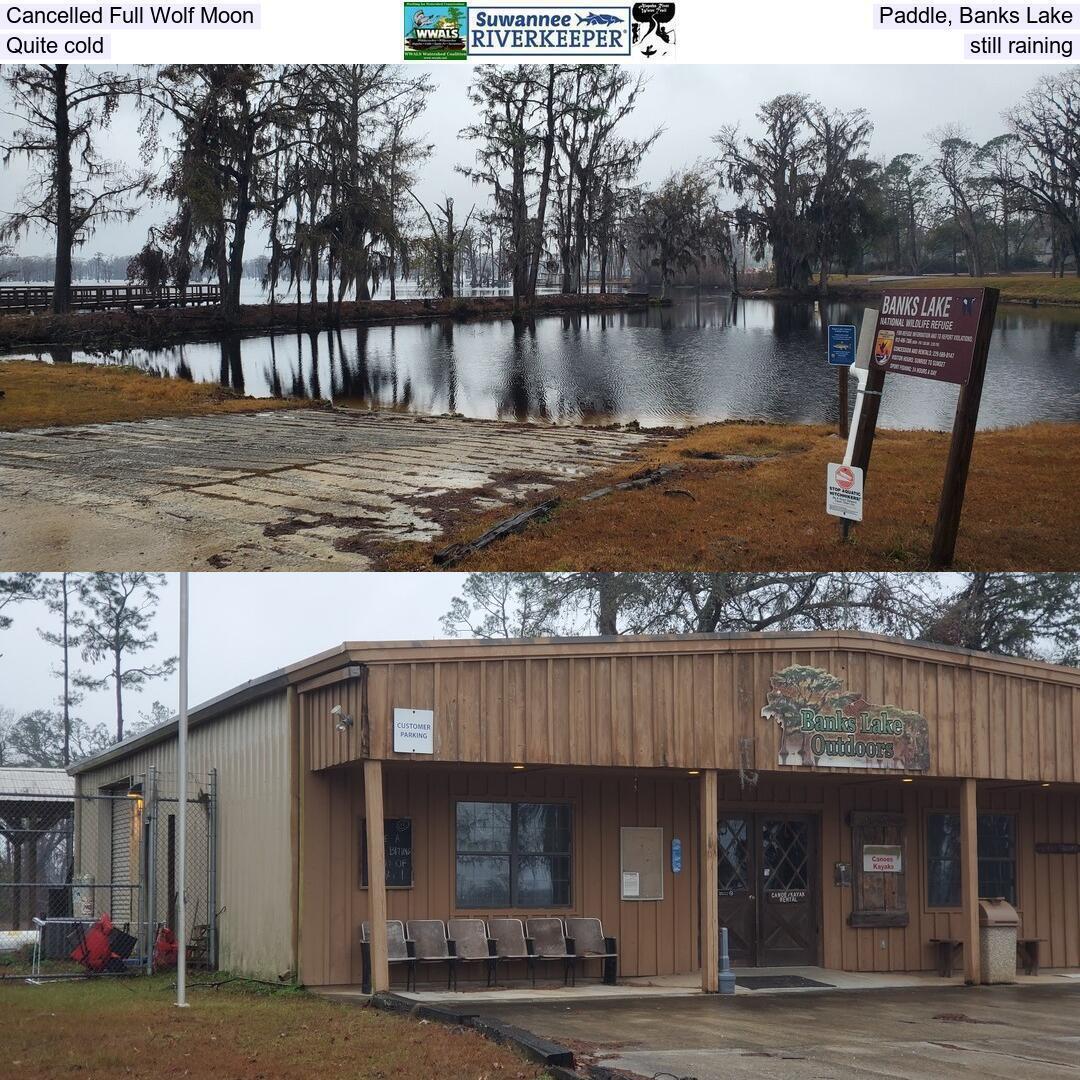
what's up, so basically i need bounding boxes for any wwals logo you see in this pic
[404,3,468,59]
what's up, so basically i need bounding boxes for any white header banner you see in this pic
[2,0,1076,62]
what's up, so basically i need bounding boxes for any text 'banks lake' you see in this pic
[18,291,1080,430]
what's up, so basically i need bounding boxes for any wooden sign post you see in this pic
[929,288,999,568]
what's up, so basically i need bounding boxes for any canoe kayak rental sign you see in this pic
[829,287,1000,568]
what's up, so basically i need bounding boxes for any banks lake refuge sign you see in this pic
[834,287,1000,568]
[762,665,931,772]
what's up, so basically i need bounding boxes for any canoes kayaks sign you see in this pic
[762,665,930,772]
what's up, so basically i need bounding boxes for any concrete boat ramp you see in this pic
[0,408,661,570]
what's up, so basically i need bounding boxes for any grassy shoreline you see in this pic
[745,272,1080,308]
[0,359,313,429]
[0,292,649,351]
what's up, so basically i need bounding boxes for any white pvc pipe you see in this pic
[176,573,189,1008]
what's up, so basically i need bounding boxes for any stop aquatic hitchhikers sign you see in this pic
[826,462,863,522]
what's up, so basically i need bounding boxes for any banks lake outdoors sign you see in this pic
[873,288,985,385]
[762,665,931,772]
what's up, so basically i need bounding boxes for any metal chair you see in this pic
[564,916,619,984]
[447,917,496,987]
[360,919,415,992]
[486,917,536,986]
[407,920,456,989]
[525,917,576,986]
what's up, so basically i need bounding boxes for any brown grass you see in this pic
[0,976,547,1080]
[0,360,312,430]
[380,420,1080,571]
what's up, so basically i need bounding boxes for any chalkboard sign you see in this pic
[358,817,413,888]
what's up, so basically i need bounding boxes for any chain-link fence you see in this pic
[0,769,217,976]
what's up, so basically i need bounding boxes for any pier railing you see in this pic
[0,283,223,313]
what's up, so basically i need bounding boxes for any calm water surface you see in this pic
[16,291,1080,430]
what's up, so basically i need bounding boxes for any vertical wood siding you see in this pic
[299,764,700,987]
[303,643,1079,784]
[301,765,1080,986]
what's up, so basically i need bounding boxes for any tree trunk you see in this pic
[52,66,73,316]
[114,650,123,743]
[596,577,619,636]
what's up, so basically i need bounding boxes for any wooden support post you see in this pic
[364,760,389,993]
[960,778,981,986]
[699,770,719,993]
[930,288,999,569]
[838,365,849,439]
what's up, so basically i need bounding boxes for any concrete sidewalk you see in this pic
[0,409,661,570]
[465,981,1080,1079]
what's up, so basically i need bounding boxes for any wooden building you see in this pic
[71,632,1080,991]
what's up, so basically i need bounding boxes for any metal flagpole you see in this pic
[176,572,189,1008]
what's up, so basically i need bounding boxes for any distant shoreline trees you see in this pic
[1,64,1077,313]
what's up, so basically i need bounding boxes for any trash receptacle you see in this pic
[978,898,1019,984]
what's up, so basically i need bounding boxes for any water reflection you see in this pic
[16,291,1080,430]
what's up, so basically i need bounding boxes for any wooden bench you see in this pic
[929,938,963,977]
[1017,937,1046,975]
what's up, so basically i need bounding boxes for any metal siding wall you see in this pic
[303,642,1080,784]
[74,692,293,979]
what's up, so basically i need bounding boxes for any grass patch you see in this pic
[0,974,548,1079]
[0,360,313,430]
[827,272,1080,306]
[380,420,1080,572]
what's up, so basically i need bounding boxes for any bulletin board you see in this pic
[620,827,664,900]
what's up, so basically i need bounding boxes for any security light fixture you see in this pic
[1042,782,1052,788]
[901,777,914,783]
[331,704,354,732]
[687,769,700,776]
[512,764,526,771]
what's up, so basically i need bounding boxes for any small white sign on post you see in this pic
[863,845,903,873]
[393,708,434,754]
[826,462,863,522]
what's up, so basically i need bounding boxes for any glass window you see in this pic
[455,801,571,908]
[925,812,1017,907]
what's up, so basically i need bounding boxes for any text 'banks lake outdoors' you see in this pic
[16,290,1080,430]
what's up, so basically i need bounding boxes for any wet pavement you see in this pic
[469,982,1080,1079]
[0,409,661,570]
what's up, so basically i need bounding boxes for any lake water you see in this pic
[14,290,1080,430]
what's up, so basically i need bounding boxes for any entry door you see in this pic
[716,813,818,967]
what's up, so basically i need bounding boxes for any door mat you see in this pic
[735,975,834,990]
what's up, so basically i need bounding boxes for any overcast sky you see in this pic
[0,64,1069,257]
[2,573,465,732]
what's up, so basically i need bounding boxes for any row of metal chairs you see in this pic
[360,916,618,992]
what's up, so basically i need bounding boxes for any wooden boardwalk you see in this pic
[0,283,222,313]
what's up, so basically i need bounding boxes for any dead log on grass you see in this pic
[433,498,560,568]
